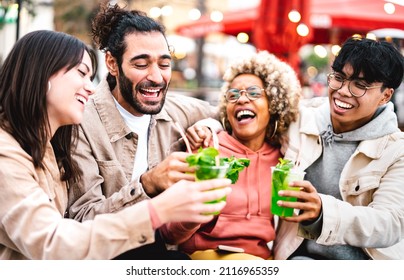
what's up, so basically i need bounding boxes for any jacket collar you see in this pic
[91,77,172,142]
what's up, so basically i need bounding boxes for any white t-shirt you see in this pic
[113,98,151,181]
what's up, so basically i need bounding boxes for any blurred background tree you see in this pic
[53,0,100,45]
[0,0,35,30]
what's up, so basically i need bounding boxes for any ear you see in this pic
[379,88,394,105]
[105,51,118,76]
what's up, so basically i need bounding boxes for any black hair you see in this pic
[0,30,97,181]
[332,37,404,90]
[91,2,167,89]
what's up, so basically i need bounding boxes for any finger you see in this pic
[200,186,232,203]
[166,156,193,170]
[190,179,232,193]
[278,189,300,197]
[170,171,196,182]
[189,213,215,224]
[187,137,202,150]
[203,130,212,147]
[199,201,227,216]
[186,127,203,143]
[169,151,191,160]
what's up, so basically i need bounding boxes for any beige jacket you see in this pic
[275,101,404,260]
[68,78,218,221]
[0,128,155,259]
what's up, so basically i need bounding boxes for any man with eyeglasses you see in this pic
[274,37,404,260]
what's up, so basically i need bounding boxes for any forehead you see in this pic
[231,74,263,87]
[341,63,364,78]
[341,64,354,76]
[123,31,170,60]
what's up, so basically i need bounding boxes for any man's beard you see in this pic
[118,70,168,115]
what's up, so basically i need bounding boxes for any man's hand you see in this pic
[140,152,196,197]
[278,180,322,223]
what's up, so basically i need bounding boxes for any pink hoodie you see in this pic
[161,131,280,259]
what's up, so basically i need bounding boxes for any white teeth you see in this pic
[142,88,159,93]
[75,95,87,105]
[335,99,353,109]
[236,110,255,119]
[141,88,159,97]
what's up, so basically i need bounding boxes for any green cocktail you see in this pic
[195,164,229,208]
[271,165,305,217]
[186,147,250,215]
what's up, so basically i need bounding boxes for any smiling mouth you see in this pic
[75,95,87,105]
[139,88,161,98]
[335,99,353,109]
[236,110,256,121]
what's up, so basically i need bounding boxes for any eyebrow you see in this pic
[338,72,366,81]
[129,53,172,63]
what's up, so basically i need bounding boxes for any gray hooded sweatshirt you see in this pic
[290,102,399,260]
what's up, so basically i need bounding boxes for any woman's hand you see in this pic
[150,178,232,224]
[186,125,212,150]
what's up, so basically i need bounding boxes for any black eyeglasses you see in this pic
[225,85,264,103]
[327,73,383,97]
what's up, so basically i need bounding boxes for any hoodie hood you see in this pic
[316,101,399,146]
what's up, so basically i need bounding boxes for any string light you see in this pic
[297,23,309,37]
[236,32,249,43]
[288,9,301,23]
[384,2,396,14]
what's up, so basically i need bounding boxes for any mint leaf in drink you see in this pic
[186,147,219,167]
[223,156,250,184]
[186,147,250,184]
[273,158,294,188]
[275,158,294,171]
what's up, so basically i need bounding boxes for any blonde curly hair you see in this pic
[219,50,301,146]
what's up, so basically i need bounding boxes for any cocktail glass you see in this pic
[271,166,305,217]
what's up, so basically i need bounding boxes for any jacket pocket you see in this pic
[96,159,129,195]
[344,174,379,206]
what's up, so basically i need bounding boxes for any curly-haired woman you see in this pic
[161,51,301,259]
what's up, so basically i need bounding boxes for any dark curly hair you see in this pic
[220,51,301,147]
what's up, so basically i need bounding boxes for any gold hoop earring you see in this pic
[270,120,278,139]
[221,117,227,130]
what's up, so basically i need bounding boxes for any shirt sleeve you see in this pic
[160,222,201,245]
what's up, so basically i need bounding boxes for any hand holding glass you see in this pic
[271,167,305,217]
[195,164,229,215]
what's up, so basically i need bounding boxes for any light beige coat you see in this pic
[0,128,155,259]
[275,102,404,260]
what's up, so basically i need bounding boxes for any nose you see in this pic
[147,64,164,84]
[236,90,250,103]
[338,80,352,97]
[84,79,95,96]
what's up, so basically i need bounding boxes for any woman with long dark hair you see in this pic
[0,30,231,259]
